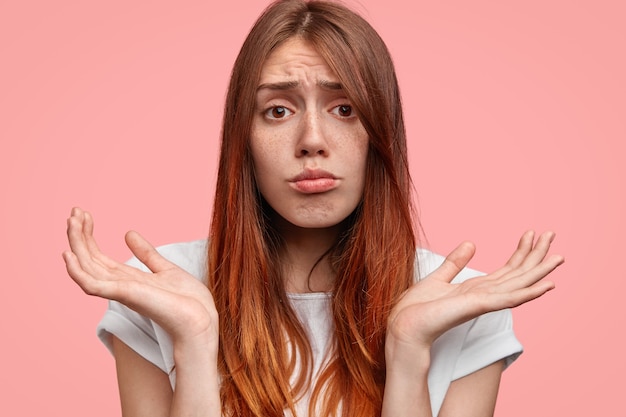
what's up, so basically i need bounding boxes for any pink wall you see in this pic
[1,0,623,415]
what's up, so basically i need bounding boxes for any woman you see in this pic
[63,1,564,416]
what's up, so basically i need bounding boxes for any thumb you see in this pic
[431,241,476,283]
[125,230,172,273]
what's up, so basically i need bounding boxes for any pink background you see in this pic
[1,0,624,415]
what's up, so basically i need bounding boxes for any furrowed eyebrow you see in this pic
[257,81,299,91]
[317,80,343,91]
[256,80,344,91]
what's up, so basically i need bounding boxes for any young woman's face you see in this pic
[250,37,369,230]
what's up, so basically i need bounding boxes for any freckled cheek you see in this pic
[353,134,369,194]
[340,129,369,172]
[250,127,274,163]
[250,129,290,185]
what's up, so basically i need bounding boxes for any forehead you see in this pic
[258,37,338,85]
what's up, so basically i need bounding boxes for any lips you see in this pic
[288,169,338,194]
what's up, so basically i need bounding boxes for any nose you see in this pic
[296,111,328,157]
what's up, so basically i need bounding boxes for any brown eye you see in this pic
[333,105,353,117]
[267,106,291,119]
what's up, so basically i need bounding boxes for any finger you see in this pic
[63,250,105,296]
[501,277,557,308]
[67,208,128,277]
[125,230,173,273]
[490,231,539,281]
[82,210,118,269]
[63,250,142,301]
[517,231,556,271]
[67,208,92,263]
[67,208,110,275]
[500,253,564,293]
[431,241,476,283]
[503,230,535,269]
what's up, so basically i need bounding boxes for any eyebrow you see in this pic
[256,79,343,91]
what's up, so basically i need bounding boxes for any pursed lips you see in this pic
[288,169,339,194]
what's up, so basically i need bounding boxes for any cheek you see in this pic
[250,127,275,170]
[350,121,369,153]
[356,136,370,193]
[249,129,286,198]
[249,118,293,157]
[349,130,369,177]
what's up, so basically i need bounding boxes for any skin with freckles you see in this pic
[249,37,370,292]
[251,37,368,231]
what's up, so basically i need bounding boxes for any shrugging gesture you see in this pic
[383,231,564,416]
[63,207,220,417]
[63,207,218,345]
[388,230,563,349]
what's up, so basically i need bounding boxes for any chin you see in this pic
[286,217,345,230]
[262,198,359,233]
[273,210,354,232]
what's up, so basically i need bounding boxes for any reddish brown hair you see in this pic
[208,1,417,415]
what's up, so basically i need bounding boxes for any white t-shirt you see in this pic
[97,239,523,416]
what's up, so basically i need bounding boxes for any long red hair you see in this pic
[208,1,417,415]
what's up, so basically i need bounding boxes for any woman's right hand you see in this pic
[62,207,218,347]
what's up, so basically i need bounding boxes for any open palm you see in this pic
[387,231,564,350]
[63,207,218,345]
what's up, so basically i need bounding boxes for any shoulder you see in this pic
[98,239,208,378]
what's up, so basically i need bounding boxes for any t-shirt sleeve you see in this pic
[451,308,522,380]
[445,254,523,379]
[95,240,208,381]
[96,255,169,373]
[97,300,168,373]
[417,248,524,415]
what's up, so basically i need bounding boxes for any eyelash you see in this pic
[263,104,354,120]
[265,106,293,119]
[332,105,353,118]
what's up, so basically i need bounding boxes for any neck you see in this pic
[274,217,344,293]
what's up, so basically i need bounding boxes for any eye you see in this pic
[332,104,354,118]
[265,106,293,119]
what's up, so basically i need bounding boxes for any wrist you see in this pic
[382,337,433,417]
[385,334,431,375]
[169,331,222,417]
[173,330,218,364]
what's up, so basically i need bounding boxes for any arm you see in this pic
[383,354,504,417]
[382,231,563,416]
[113,333,220,417]
[438,360,504,417]
[112,336,172,417]
[63,208,221,416]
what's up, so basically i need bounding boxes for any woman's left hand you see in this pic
[386,230,564,351]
